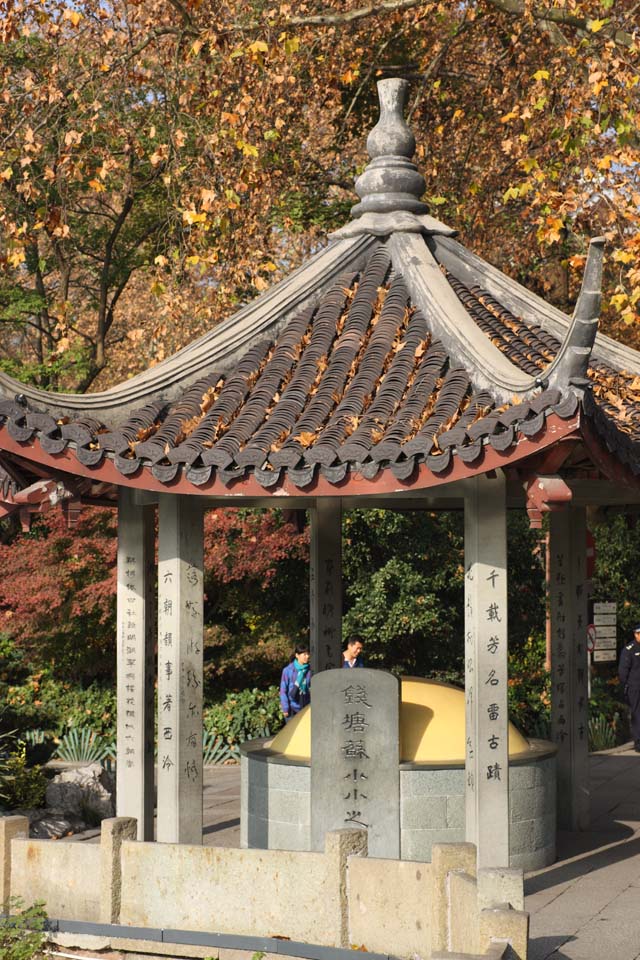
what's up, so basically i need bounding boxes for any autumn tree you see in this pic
[0,505,308,685]
[0,1,638,392]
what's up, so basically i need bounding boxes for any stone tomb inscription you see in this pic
[310,669,399,858]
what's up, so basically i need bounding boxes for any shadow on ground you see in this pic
[528,935,576,960]
[525,830,640,895]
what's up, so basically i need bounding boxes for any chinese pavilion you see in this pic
[0,78,639,869]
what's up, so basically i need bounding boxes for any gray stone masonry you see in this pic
[465,473,510,869]
[550,508,590,831]
[0,815,28,907]
[311,669,400,858]
[116,488,155,840]
[309,499,342,672]
[242,747,555,870]
[100,816,137,923]
[157,494,204,844]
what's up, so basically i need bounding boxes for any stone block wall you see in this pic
[10,834,101,921]
[119,828,363,947]
[242,750,556,871]
[2,816,529,959]
[348,856,432,957]
[400,768,465,860]
[509,755,556,871]
[240,754,311,851]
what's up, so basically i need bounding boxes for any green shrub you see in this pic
[0,898,47,960]
[0,746,47,811]
[203,687,283,746]
[3,675,116,741]
[203,622,294,695]
[507,634,551,736]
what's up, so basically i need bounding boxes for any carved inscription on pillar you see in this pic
[550,508,589,831]
[157,495,204,845]
[116,489,155,840]
[310,500,342,672]
[311,669,399,858]
[465,474,510,868]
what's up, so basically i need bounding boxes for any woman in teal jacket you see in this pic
[279,644,311,721]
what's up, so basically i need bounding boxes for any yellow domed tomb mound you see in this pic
[269,676,530,764]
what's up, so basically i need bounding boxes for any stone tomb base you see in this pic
[241,738,556,871]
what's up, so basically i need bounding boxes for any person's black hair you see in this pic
[343,635,364,651]
[289,642,310,662]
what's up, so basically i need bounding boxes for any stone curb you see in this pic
[0,916,398,960]
[589,740,634,756]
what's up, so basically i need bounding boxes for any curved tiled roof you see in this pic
[446,272,640,476]
[0,241,584,493]
[2,75,640,504]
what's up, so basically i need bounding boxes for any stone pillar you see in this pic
[464,473,510,868]
[1,815,29,906]
[116,488,155,841]
[100,816,137,923]
[550,508,590,830]
[157,494,204,845]
[310,498,343,672]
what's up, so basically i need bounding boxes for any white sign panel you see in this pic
[594,614,617,626]
[596,625,617,639]
[595,637,616,650]
[593,650,617,662]
[593,602,617,614]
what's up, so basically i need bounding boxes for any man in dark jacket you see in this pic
[342,636,364,669]
[618,625,640,752]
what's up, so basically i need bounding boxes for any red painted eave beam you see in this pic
[0,412,584,499]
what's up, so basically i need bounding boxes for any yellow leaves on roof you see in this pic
[294,430,317,448]
[133,424,159,446]
[343,415,360,438]
[591,367,640,436]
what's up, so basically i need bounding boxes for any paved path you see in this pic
[527,746,640,960]
[202,764,241,847]
[76,750,640,958]
[202,752,640,960]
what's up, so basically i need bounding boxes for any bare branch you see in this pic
[165,0,195,30]
[484,0,634,48]
[287,0,424,25]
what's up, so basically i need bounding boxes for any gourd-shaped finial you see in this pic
[351,78,428,218]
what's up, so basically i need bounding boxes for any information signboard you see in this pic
[594,613,616,626]
[594,650,617,662]
[593,601,616,614]
[589,601,617,662]
[595,636,616,650]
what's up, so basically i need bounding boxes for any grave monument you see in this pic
[241,676,557,870]
[310,669,400,858]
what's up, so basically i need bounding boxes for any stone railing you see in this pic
[1,815,528,959]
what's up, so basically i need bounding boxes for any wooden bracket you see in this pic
[523,474,573,528]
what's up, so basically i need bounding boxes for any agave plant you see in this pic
[55,727,115,764]
[245,725,271,741]
[588,713,618,752]
[23,729,46,745]
[202,731,239,765]
[23,728,57,767]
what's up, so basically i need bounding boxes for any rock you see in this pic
[45,763,115,823]
[9,806,46,824]
[30,814,77,839]
[9,806,88,838]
